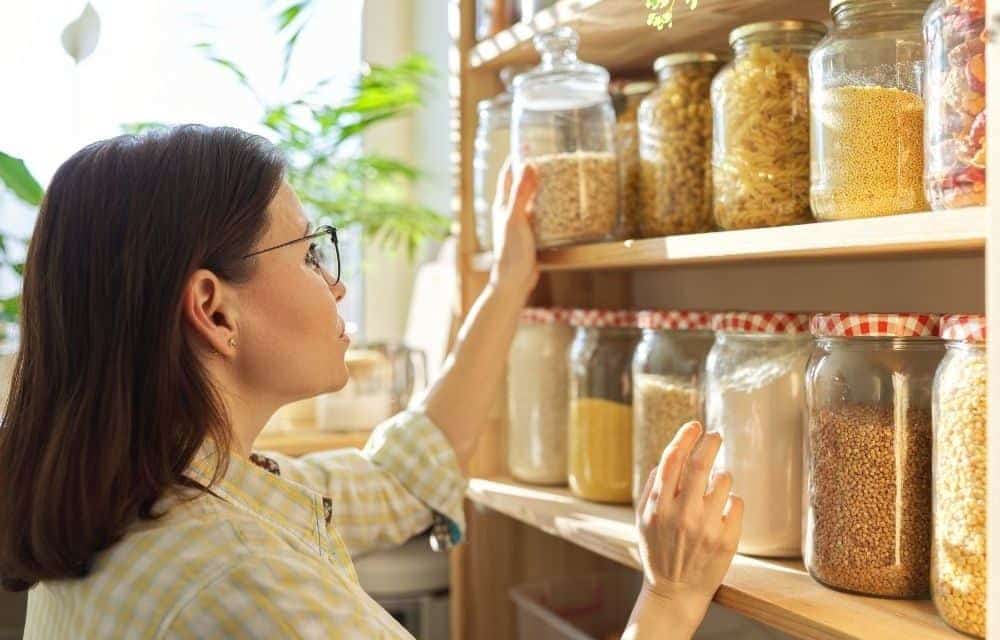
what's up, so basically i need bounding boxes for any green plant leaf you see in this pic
[121,121,170,134]
[0,152,43,206]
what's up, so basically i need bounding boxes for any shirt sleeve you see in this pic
[258,410,467,557]
[160,553,412,639]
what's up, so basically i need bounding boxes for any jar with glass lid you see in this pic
[511,27,621,249]
[805,313,943,598]
[474,66,522,253]
[712,21,825,230]
[610,79,656,239]
[924,0,987,210]
[507,307,574,485]
[568,309,640,503]
[810,0,931,220]
[638,53,725,237]
[631,310,714,504]
[932,314,987,637]
[706,312,812,558]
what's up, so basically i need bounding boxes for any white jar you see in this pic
[507,308,573,484]
[706,312,811,558]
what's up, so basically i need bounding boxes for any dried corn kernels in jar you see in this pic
[932,315,987,638]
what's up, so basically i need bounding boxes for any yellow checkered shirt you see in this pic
[23,410,468,638]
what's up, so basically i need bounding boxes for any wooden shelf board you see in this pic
[469,0,830,73]
[471,208,986,272]
[468,477,964,640]
[254,429,370,456]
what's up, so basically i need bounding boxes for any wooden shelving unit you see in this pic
[448,1,999,639]
[469,478,963,640]
[254,429,370,456]
[472,208,987,272]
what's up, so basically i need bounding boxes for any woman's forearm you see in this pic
[419,279,525,468]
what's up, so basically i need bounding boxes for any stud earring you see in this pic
[228,337,237,348]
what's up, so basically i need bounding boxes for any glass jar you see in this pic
[512,27,621,249]
[520,0,557,21]
[932,314,987,637]
[810,0,931,220]
[712,21,825,230]
[638,53,725,237]
[805,313,943,598]
[706,312,812,558]
[474,66,522,253]
[611,79,656,239]
[507,308,573,485]
[568,309,640,503]
[631,311,714,504]
[924,0,987,210]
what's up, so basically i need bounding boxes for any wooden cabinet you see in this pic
[447,1,999,638]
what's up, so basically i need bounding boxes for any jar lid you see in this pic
[653,52,724,72]
[810,313,940,338]
[520,307,571,324]
[728,20,827,47]
[569,308,637,328]
[636,310,714,331]
[940,314,987,342]
[713,311,811,335]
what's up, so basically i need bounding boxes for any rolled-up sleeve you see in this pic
[258,410,467,557]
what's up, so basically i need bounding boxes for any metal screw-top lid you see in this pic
[653,51,725,73]
[728,20,827,47]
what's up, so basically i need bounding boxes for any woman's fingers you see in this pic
[509,164,538,221]
[678,431,722,505]
[703,470,732,519]
[493,159,513,212]
[721,494,744,549]
[654,422,703,501]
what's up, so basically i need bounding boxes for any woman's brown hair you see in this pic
[0,125,286,589]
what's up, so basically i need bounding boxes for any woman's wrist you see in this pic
[623,582,709,640]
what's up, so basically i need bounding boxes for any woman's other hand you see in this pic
[625,422,744,639]
[489,161,539,304]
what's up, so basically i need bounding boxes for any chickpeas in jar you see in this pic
[637,53,725,237]
[932,314,987,637]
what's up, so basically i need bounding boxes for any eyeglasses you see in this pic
[242,224,340,286]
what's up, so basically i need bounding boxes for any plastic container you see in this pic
[638,53,725,237]
[712,21,825,230]
[706,312,812,558]
[507,307,574,485]
[810,0,931,220]
[631,310,714,504]
[568,309,640,504]
[475,66,523,253]
[924,0,987,209]
[805,313,943,598]
[611,79,656,239]
[512,27,621,249]
[510,572,641,640]
[932,314,987,637]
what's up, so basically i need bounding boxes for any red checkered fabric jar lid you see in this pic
[940,314,986,342]
[713,312,811,335]
[810,313,940,338]
[520,307,571,324]
[568,309,638,328]
[636,310,714,331]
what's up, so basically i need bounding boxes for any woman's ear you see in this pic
[181,268,239,357]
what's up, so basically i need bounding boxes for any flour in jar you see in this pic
[707,346,809,558]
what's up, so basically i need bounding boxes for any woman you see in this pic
[0,125,742,638]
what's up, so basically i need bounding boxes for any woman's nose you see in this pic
[332,278,347,302]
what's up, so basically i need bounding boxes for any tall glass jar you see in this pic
[568,309,640,503]
[810,0,931,220]
[805,313,943,598]
[631,311,714,504]
[924,0,987,210]
[611,79,656,239]
[707,312,812,558]
[474,66,523,253]
[932,314,987,637]
[712,21,825,230]
[507,308,573,485]
[512,27,620,249]
[638,53,725,237]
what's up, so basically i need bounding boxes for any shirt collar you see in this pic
[183,445,334,556]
